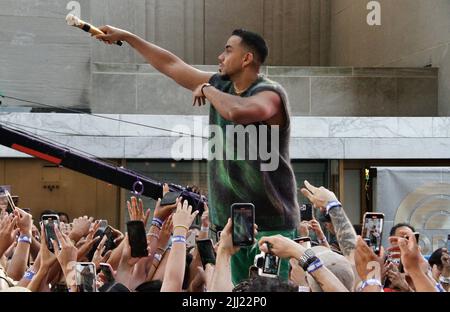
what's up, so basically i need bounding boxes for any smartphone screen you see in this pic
[127,221,148,258]
[261,252,280,277]
[196,239,216,268]
[98,220,108,231]
[103,226,117,253]
[294,237,312,249]
[99,263,115,284]
[76,262,97,292]
[362,212,384,255]
[231,203,255,246]
[41,214,60,252]
[300,204,313,221]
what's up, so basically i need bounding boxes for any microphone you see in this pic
[66,14,123,46]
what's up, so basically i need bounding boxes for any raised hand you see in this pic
[70,216,94,243]
[354,236,384,282]
[258,234,304,260]
[92,236,113,268]
[52,225,78,288]
[0,214,19,256]
[300,180,338,211]
[95,25,131,45]
[127,196,151,226]
[14,207,33,237]
[172,199,199,232]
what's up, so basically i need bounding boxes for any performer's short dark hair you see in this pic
[232,29,268,65]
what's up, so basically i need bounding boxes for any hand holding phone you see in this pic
[231,203,255,246]
[254,244,280,278]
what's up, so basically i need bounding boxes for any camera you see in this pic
[254,246,280,278]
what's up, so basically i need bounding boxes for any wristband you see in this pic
[151,222,162,230]
[436,282,446,292]
[326,200,342,214]
[318,237,327,244]
[201,226,209,233]
[439,276,450,284]
[23,269,36,281]
[147,232,160,240]
[173,225,189,233]
[201,83,212,97]
[306,258,324,274]
[298,249,319,271]
[360,278,382,291]
[18,235,32,244]
[298,286,310,292]
[172,235,187,244]
[152,217,163,227]
[154,253,162,262]
[157,247,166,253]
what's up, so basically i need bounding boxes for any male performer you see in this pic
[96,26,299,284]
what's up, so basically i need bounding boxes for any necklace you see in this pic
[233,84,249,95]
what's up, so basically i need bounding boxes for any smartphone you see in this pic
[160,191,182,206]
[99,263,115,284]
[76,262,97,292]
[231,203,255,246]
[196,238,216,268]
[248,265,259,279]
[258,252,281,278]
[103,226,117,254]
[362,212,384,255]
[127,220,148,258]
[447,234,450,251]
[294,236,312,249]
[41,214,60,252]
[216,231,222,242]
[300,204,313,221]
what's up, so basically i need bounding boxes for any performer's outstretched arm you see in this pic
[96,26,213,91]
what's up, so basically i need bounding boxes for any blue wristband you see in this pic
[360,278,382,291]
[172,235,186,244]
[326,200,342,214]
[18,235,32,244]
[436,283,446,292]
[152,217,163,227]
[23,270,36,281]
[306,258,324,274]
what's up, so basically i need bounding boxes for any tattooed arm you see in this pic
[300,181,357,262]
[328,206,357,260]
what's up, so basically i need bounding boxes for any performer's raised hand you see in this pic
[95,25,130,45]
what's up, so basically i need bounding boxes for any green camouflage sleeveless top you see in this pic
[207,74,299,231]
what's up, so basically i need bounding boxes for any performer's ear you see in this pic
[242,52,254,68]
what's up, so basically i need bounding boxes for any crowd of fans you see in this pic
[0,181,448,293]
